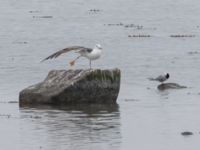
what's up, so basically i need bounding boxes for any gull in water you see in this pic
[148,73,170,83]
[41,44,102,68]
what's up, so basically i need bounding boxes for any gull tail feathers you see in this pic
[148,77,156,81]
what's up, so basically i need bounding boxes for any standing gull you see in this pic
[41,44,102,68]
[148,73,170,83]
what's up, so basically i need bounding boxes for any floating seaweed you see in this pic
[88,9,101,14]
[12,41,28,44]
[29,10,40,13]
[124,99,140,102]
[33,16,53,18]
[170,34,195,38]
[0,114,11,118]
[89,9,101,12]
[104,23,146,29]
[128,34,151,38]
[104,23,123,26]
[181,131,193,136]
[187,51,200,55]
[124,24,143,29]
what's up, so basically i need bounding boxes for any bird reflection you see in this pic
[20,104,121,150]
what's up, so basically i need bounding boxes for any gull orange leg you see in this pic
[69,60,76,66]
[69,56,81,66]
[89,59,92,69]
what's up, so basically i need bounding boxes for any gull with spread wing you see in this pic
[41,44,102,69]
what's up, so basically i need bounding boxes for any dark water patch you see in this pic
[20,104,120,114]
[30,115,42,119]
[20,114,42,120]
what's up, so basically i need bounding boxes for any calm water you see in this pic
[1,0,200,149]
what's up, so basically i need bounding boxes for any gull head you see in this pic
[95,44,102,50]
[165,73,170,79]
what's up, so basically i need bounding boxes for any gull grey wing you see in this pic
[155,75,164,80]
[148,75,164,81]
[75,47,92,53]
[86,48,93,53]
[155,75,166,82]
[41,46,85,62]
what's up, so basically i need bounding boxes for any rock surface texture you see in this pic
[19,69,121,106]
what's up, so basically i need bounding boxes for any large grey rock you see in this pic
[19,69,121,106]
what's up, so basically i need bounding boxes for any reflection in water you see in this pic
[20,104,121,150]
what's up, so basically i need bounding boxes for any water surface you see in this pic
[1,0,200,149]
